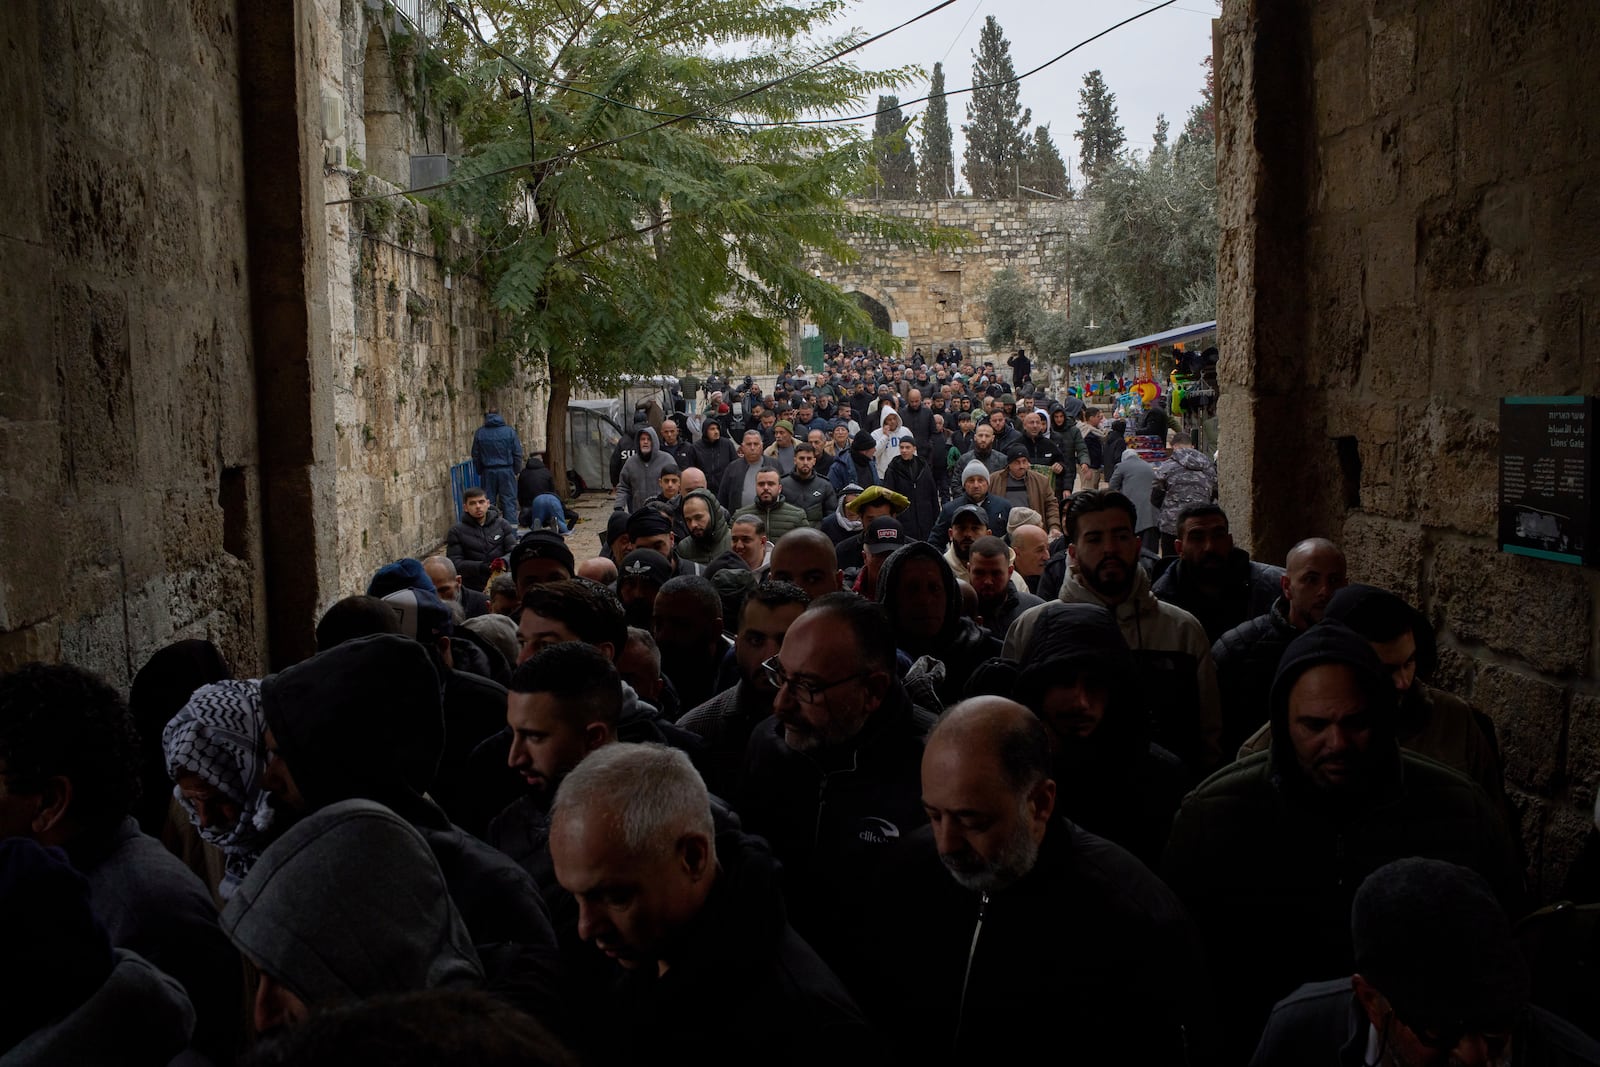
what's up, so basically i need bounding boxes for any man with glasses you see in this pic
[738,593,937,973]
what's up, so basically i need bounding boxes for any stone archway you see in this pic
[851,290,892,335]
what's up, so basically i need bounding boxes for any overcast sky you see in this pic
[823,0,1218,191]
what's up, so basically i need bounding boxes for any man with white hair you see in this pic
[549,743,873,1062]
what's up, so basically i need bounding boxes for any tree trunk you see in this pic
[544,368,573,500]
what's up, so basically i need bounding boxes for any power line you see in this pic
[326,0,1180,206]
[937,0,987,67]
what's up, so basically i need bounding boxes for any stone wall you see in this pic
[807,198,1092,356]
[315,0,547,595]
[1217,0,1600,896]
[0,2,266,685]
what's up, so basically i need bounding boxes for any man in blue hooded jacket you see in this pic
[472,407,524,521]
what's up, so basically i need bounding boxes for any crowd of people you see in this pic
[5,345,1600,1066]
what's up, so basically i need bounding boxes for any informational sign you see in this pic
[1499,396,1595,565]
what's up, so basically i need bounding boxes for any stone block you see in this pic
[55,281,137,487]
[1396,402,1496,535]
[1568,694,1600,800]
[1364,304,1424,395]
[1400,105,1453,204]
[1476,290,1581,398]
[0,621,61,672]
[0,9,46,245]
[1431,540,1590,674]
[1364,216,1415,309]
[1430,642,1477,697]
[1313,30,1370,137]
[1368,15,1416,114]
[1418,198,1490,293]
[1538,803,1595,901]
[1305,223,1365,389]
[1341,511,1423,601]
[1474,665,1565,792]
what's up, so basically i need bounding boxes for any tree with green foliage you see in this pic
[961,16,1030,198]
[917,62,956,198]
[872,95,918,198]
[984,268,1089,367]
[1021,124,1072,199]
[428,0,954,495]
[1074,68,1125,187]
[1175,55,1216,160]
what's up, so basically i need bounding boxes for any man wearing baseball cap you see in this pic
[1251,857,1599,1066]
[506,530,575,597]
[852,516,905,600]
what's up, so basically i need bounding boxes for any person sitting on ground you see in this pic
[550,743,875,1064]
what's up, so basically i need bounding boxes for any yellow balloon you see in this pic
[1133,382,1158,405]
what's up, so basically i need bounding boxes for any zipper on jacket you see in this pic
[955,891,990,1046]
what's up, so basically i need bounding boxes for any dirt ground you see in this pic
[561,489,625,565]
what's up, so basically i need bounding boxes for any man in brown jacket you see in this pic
[989,444,1061,537]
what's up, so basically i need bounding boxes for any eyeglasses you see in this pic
[762,656,871,705]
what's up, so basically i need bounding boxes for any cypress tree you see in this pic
[1021,123,1072,199]
[917,62,955,198]
[1074,68,1126,187]
[872,95,918,198]
[961,16,1030,199]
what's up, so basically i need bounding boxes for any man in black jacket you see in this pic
[551,743,875,1066]
[447,487,519,589]
[1252,858,1600,1067]
[739,594,935,962]
[864,696,1200,1064]
[780,443,837,525]
[877,541,1001,707]
[1151,504,1285,643]
[1162,622,1524,1063]
[1212,537,1347,755]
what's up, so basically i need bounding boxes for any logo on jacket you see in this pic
[857,817,901,845]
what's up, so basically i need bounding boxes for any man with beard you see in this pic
[676,488,731,565]
[832,485,907,573]
[940,503,1005,584]
[678,581,811,797]
[651,576,731,713]
[1162,623,1523,1064]
[930,463,1012,550]
[780,443,837,525]
[1003,491,1222,774]
[748,467,810,540]
[948,423,1007,496]
[1151,505,1284,643]
[1235,584,1515,831]
[690,419,737,489]
[615,549,673,630]
[1009,523,1050,595]
[828,430,881,492]
[988,443,1061,537]
[863,697,1199,1064]
[884,438,941,542]
[967,536,1043,642]
[1213,537,1348,753]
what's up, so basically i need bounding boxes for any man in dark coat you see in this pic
[864,697,1200,1064]
[882,438,940,542]
[689,419,738,489]
[447,486,519,589]
[551,743,875,1066]
[0,663,241,1062]
[780,443,837,525]
[1252,858,1600,1067]
[1151,504,1285,643]
[1212,537,1347,754]
[1162,622,1525,1063]
[516,454,557,525]
[876,541,1001,707]
[472,407,524,520]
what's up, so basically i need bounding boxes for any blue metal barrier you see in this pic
[450,460,480,519]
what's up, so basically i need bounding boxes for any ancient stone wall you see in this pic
[315,0,547,595]
[807,198,1091,356]
[1217,0,1600,896]
[0,3,266,685]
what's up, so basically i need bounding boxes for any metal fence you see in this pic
[450,460,480,519]
[388,0,441,38]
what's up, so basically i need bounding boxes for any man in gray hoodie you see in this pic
[615,426,671,513]
[221,799,483,1034]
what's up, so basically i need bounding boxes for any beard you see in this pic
[1079,554,1135,598]
[939,809,1040,893]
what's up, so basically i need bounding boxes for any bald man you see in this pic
[576,557,617,585]
[424,555,489,619]
[768,528,843,602]
[1009,524,1051,595]
[678,466,708,495]
[864,697,1200,1063]
[1211,537,1348,754]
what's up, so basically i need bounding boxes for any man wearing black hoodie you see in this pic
[876,541,1002,707]
[258,634,560,974]
[552,743,874,1065]
[1162,622,1524,1063]
[1151,504,1285,643]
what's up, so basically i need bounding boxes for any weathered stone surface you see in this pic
[1567,694,1600,801]
[1395,402,1497,536]
[1431,540,1590,674]
[1474,665,1565,792]
[1340,511,1423,602]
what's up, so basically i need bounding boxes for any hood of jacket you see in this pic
[885,453,929,483]
[4,950,196,1065]
[483,412,506,428]
[220,799,482,1008]
[260,634,445,825]
[1015,602,1152,765]
[877,540,964,654]
[636,424,662,456]
[677,488,732,562]
[1324,583,1439,679]
[1170,447,1215,473]
[1266,621,1402,799]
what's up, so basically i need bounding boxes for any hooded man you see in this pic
[1152,433,1219,552]
[883,438,940,542]
[1151,504,1285,643]
[689,419,738,489]
[615,426,672,513]
[832,484,908,574]
[1162,623,1524,1063]
[1011,603,1187,867]
[472,407,524,521]
[929,461,1012,550]
[821,482,865,546]
[828,429,881,492]
[877,541,1002,707]
[258,635,559,964]
[1003,490,1223,775]
[676,488,732,564]
[222,800,483,1034]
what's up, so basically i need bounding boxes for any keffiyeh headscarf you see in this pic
[162,679,275,899]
